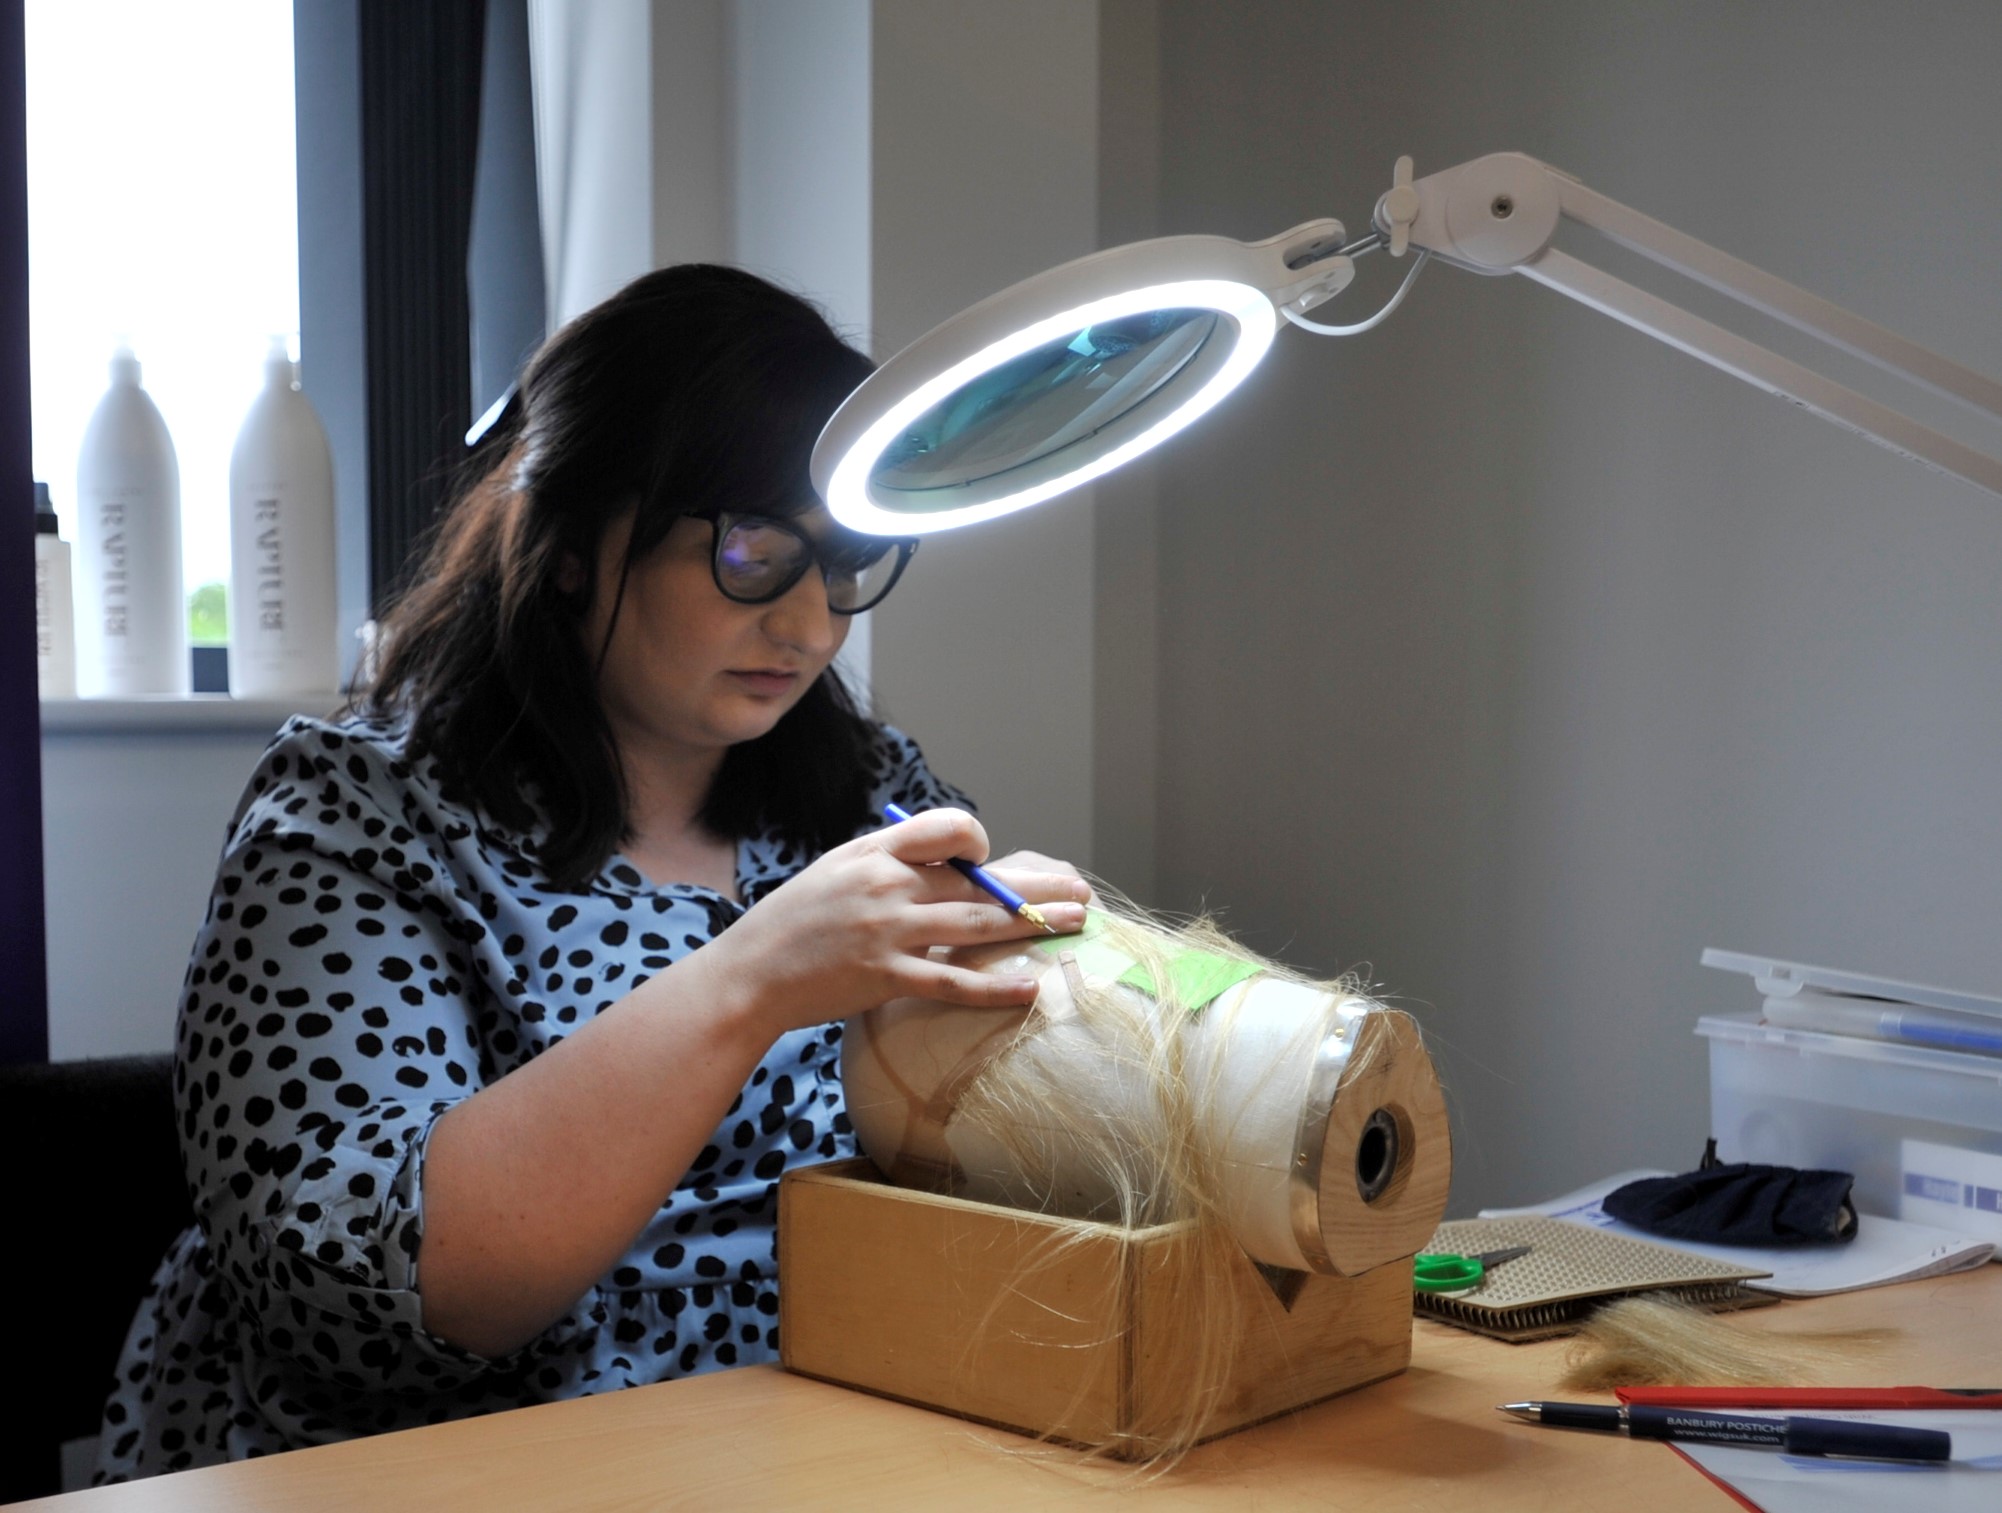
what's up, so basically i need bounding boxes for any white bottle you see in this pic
[33,482,78,698]
[228,338,337,697]
[75,344,188,695]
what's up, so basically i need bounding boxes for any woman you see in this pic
[97,265,1088,1480]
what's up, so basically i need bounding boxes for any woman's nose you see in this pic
[764,566,839,653]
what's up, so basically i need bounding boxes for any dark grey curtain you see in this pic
[358,0,488,606]
[1,0,48,1065]
[298,0,545,615]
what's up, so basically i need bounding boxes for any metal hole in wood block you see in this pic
[1355,1107,1400,1203]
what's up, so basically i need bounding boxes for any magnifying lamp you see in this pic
[813,152,2002,534]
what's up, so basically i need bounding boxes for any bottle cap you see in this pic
[109,343,142,385]
[265,334,297,388]
[34,480,57,533]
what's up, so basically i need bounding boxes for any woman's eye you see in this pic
[721,526,791,568]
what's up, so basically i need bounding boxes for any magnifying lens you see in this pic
[812,219,1356,535]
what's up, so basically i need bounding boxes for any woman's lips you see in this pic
[727,669,802,695]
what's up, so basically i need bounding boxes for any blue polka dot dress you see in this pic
[95,713,970,1482]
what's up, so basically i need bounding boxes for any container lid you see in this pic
[1697,1012,2002,1082]
[1701,946,2002,1022]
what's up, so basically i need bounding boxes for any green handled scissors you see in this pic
[1412,1244,1532,1293]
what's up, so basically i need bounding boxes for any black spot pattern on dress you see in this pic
[95,714,970,1484]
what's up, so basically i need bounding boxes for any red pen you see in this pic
[1618,1386,2002,1410]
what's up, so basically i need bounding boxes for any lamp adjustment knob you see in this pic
[1381,155,1420,257]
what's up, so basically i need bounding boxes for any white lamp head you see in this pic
[813,219,1355,535]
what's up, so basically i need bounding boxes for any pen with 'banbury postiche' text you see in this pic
[1497,1401,1952,1462]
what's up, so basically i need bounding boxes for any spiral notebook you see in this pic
[1416,1216,1774,1342]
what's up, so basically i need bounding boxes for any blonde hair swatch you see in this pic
[1560,1294,1889,1392]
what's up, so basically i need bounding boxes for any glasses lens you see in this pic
[715,518,810,602]
[822,535,904,612]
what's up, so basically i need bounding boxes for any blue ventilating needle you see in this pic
[882,802,1058,935]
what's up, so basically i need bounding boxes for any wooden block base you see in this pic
[779,1159,1414,1460]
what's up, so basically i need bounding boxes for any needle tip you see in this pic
[1019,904,1058,936]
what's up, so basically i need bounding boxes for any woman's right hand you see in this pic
[696,806,1089,1039]
[421,807,1085,1357]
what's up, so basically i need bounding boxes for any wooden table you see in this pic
[23,1265,2000,1511]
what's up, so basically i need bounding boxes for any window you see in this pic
[25,0,298,650]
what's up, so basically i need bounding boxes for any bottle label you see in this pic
[230,468,336,695]
[253,495,284,632]
[98,497,129,639]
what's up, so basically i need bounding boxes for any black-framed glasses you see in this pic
[692,509,918,614]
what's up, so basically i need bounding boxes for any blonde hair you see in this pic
[936,891,1404,1464]
[1560,1295,1889,1393]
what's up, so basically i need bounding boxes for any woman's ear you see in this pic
[556,551,587,594]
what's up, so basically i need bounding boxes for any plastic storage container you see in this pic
[1700,1013,2002,1234]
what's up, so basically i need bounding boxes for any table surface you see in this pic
[23,1264,2001,1512]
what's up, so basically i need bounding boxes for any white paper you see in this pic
[1900,1140,2002,1245]
[1674,1409,2002,1513]
[1480,1170,1994,1296]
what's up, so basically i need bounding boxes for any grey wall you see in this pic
[1089,0,1165,897]
[529,0,655,324]
[42,703,326,1058]
[1145,0,2002,1211]
[867,0,1103,868]
[731,0,870,343]
[728,0,875,692]
[649,0,733,271]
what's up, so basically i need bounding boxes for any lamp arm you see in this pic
[1554,177,2002,423]
[1521,247,2002,498]
[1377,152,2002,498]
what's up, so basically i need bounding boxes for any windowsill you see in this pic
[38,693,346,735]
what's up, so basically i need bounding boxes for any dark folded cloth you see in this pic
[1604,1141,1858,1246]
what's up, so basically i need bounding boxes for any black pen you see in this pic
[1497,1401,1951,1462]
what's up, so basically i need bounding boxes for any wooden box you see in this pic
[778,1159,1414,1458]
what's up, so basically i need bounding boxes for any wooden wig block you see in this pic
[843,956,1454,1278]
[778,1159,1415,1460]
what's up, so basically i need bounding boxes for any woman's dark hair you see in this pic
[358,264,880,890]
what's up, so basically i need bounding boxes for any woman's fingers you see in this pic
[983,849,1095,905]
[902,960,1043,1008]
[903,897,1087,946]
[875,820,1094,910]
[981,866,1092,906]
[870,813,1088,921]
[723,818,1088,1026]
[1013,897,1088,934]
[874,806,991,867]
[988,848,1078,878]
[1007,890,1088,935]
